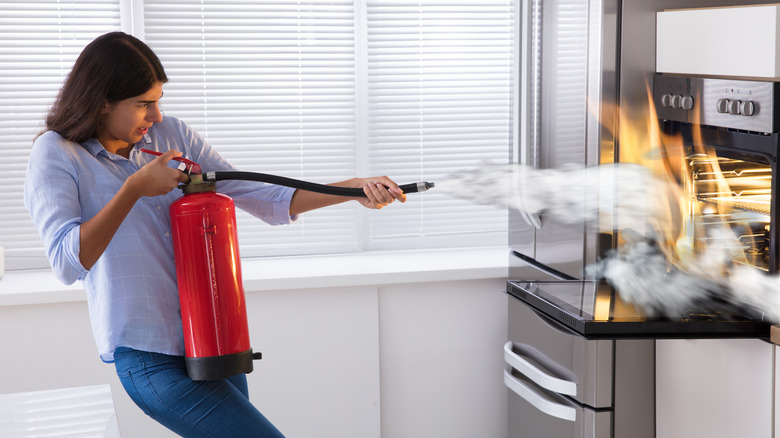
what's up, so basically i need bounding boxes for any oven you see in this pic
[653,74,780,274]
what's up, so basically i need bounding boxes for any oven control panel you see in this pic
[654,74,779,134]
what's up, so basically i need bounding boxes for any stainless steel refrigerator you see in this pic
[510,0,619,282]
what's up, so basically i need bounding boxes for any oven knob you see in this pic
[740,100,755,116]
[716,98,729,113]
[661,94,672,108]
[681,95,694,110]
[728,99,741,115]
[670,94,682,109]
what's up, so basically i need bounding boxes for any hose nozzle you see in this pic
[401,181,435,193]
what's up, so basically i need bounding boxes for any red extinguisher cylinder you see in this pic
[170,182,260,380]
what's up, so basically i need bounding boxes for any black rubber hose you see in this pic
[201,171,434,197]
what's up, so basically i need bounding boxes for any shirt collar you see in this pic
[84,134,153,159]
[83,138,106,158]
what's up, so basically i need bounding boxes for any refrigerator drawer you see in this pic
[506,367,612,438]
[508,295,613,408]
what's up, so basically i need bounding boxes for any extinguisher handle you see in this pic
[140,149,202,175]
[201,171,434,197]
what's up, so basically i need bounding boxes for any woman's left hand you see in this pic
[289,175,408,215]
[352,176,407,209]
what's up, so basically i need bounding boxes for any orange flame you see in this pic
[599,83,771,276]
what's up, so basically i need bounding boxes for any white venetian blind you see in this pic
[0,1,121,270]
[0,1,513,272]
[0,385,118,437]
[144,0,512,256]
[143,0,362,256]
[364,0,513,249]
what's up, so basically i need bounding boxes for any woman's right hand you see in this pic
[78,149,189,270]
[126,149,190,198]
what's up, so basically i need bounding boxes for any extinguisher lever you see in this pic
[140,148,202,175]
[252,352,262,360]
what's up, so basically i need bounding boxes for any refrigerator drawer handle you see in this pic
[504,341,577,396]
[503,367,576,422]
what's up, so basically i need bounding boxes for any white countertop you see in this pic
[0,247,509,306]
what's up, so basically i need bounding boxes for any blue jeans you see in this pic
[114,347,285,438]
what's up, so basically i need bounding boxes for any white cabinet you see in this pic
[0,276,508,438]
[245,286,382,438]
[245,279,509,438]
[776,345,780,438]
[656,339,775,438]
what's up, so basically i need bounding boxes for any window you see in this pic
[0,0,122,270]
[364,1,514,250]
[0,0,513,270]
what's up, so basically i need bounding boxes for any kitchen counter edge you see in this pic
[0,247,510,307]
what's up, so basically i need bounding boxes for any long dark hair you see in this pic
[42,32,168,143]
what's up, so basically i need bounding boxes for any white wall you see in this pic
[0,277,508,438]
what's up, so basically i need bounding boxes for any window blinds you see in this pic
[144,0,513,256]
[0,1,121,270]
[0,0,512,270]
[365,1,513,249]
[144,0,361,257]
[0,385,117,436]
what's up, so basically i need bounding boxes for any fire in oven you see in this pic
[653,74,780,274]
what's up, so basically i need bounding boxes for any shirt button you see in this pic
[164,232,170,237]
[156,205,161,210]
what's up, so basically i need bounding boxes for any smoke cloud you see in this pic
[436,162,779,323]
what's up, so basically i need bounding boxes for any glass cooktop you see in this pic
[506,280,771,339]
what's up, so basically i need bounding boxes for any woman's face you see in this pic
[98,82,164,155]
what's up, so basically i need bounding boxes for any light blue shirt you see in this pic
[24,116,297,362]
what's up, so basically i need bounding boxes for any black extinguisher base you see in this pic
[185,348,262,381]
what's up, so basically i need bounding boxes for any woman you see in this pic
[24,31,405,437]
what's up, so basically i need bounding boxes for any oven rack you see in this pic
[698,194,771,215]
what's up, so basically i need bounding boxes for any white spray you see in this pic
[436,161,780,322]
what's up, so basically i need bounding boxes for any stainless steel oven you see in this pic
[653,74,780,273]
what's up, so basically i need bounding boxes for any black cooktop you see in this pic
[506,280,771,339]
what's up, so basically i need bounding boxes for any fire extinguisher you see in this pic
[153,148,434,381]
[169,180,261,381]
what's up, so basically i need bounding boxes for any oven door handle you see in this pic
[504,341,577,396]
[503,367,577,422]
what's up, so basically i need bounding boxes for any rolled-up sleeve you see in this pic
[167,118,298,224]
[220,179,297,225]
[24,133,88,284]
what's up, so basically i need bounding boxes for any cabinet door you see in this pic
[776,345,780,438]
[656,339,774,438]
[245,286,381,438]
